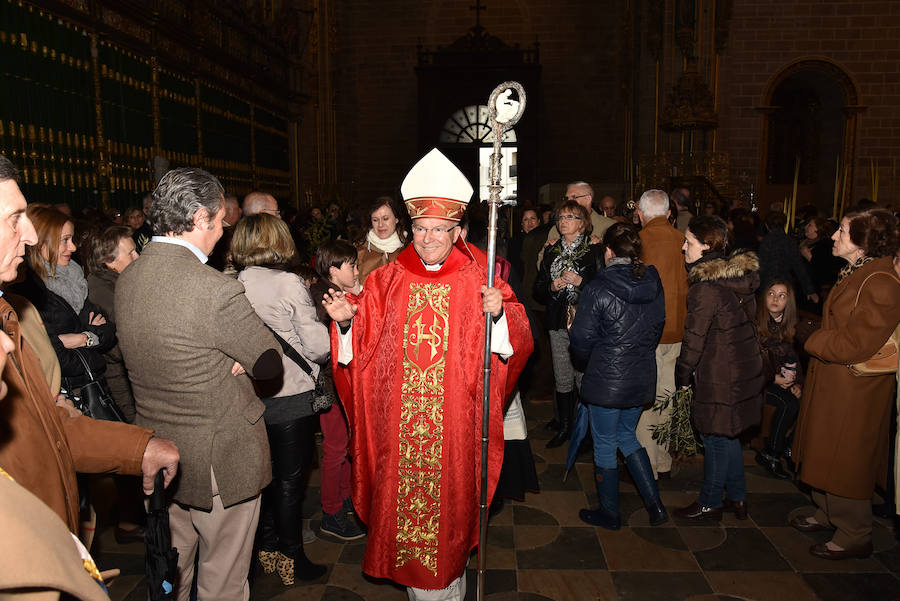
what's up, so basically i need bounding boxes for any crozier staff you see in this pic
[323,148,532,601]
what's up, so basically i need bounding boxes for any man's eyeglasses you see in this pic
[557,215,583,221]
[564,193,591,202]
[411,224,458,236]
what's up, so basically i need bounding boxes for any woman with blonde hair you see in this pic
[233,213,329,584]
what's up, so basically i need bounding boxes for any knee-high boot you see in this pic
[546,391,574,448]
[625,448,669,526]
[579,466,621,530]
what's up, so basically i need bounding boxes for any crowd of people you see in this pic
[1,146,900,601]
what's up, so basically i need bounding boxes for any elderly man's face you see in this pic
[411,217,460,265]
[599,196,617,218]
[565,185,593,212]
[0,179,37,283]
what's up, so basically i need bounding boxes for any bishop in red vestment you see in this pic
[324,149,533,596]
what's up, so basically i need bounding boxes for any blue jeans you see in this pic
[698,434,746,507]
[588,405,644,468]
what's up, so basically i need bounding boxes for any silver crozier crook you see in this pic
[477,80,526,601]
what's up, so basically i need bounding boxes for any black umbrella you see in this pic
[145,470,179,600]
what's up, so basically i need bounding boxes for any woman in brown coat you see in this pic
[791,208,900,560]
[673,216,765,521]
[355,196,409,284]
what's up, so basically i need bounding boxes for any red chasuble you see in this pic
[331,243,532,589]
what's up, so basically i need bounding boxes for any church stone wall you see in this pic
[718,0,900,205]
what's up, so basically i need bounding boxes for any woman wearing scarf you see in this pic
[790,209,900,560]
[534,200,602,448]
[13,205,129,542]
[15,206,116,395]
[355,196,409,285]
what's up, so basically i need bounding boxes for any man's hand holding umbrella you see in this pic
[141,438,180,495]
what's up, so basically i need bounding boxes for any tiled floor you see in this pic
[92,392,900,601]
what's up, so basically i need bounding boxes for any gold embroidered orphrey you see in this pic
[396,282,451,575]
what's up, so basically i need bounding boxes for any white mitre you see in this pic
[401,148,473,222]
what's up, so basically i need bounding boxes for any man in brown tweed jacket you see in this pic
[116,168,282,601]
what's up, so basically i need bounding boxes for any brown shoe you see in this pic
[790,515,832,533]
[809,541,873,560]
[722,498,748,520]
[673,501,722,520]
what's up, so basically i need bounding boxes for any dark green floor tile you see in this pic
[612,572,711,601]
[745,492,811,527]
[803,573,900,601]
[516,526,606,570]
[537,463,583,491]
[322,586,366,600]
[463,569,517,600]
[513,505,558,526]
[632,526,689,551]
[693,528,790,571]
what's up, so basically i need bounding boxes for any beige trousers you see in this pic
[636,342,681,478]
[811,489,873,548]
[168,470,261,601]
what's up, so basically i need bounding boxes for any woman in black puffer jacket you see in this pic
[673,216,765,522]
[569,223,667,530]
[14,206,116,391]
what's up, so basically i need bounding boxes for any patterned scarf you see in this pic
[549,234,589,305]
[837,255,874,283]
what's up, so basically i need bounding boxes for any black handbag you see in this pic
[65,348,126,422]
[264,325,335,413]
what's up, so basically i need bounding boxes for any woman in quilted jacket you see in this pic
[569,223,667,530]
[673,215,765,522]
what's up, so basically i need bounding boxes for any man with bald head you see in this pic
[243,191,280,218]
[598,195,617,219]
[544,181,615,252]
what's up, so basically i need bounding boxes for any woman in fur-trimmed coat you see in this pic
[673,216,765,522]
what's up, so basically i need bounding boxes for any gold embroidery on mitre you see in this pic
[396,282,450,575]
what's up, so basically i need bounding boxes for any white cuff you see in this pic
[337,322,354,365]
[490,312,514,360]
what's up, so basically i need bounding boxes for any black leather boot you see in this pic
[546,391,574,448]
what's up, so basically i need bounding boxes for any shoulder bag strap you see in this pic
[71,348,97,382]
[263,324,315,378]
[852,271,900,309]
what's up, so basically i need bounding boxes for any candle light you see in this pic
[788,157,800,233]
[832,155,841,220]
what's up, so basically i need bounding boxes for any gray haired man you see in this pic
[116,167,282,601]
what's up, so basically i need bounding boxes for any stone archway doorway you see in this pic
[757,58,864,218]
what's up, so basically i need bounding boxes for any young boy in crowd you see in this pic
[310,240,365,540]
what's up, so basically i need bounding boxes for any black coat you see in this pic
[13,268,116,387]
[758,229,815,297]
[533,237,601,331]
[569,262,665,408]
